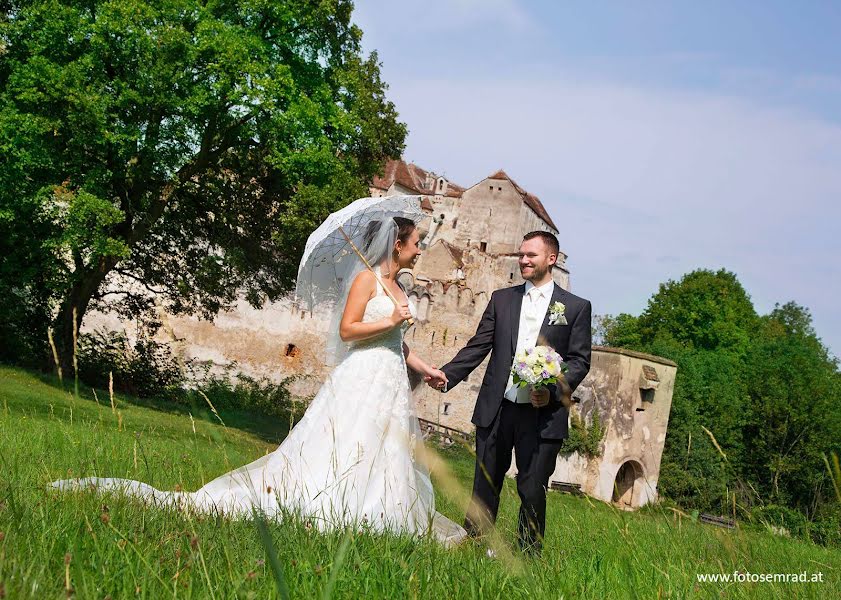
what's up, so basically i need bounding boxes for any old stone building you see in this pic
[85,158,676,508]
[547,347,677,508]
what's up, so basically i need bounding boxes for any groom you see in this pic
[428,231,591,554]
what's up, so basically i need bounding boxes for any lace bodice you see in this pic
[349,276,415,354]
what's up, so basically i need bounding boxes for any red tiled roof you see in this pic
[487,170,557,230]
[395,160,421,192]
[444,182,465,198]
[371,160,398,190]
[371,159,464,197]
[372,161,556,229]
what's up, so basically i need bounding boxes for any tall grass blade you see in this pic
[47,327,62,382]
[252,509,290,600]
[823,452,841,502]
[321,529,353,600]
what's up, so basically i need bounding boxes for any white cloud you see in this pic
[387,75,841,356]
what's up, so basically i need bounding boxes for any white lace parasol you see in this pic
[294,195,428,313]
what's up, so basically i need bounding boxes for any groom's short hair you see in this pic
[523,230,560,258]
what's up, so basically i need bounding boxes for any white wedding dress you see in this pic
[51,277,466,546]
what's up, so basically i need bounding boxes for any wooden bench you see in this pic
[549,480,584,496]
[699,513,736,529]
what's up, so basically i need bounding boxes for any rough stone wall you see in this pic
[84,295,333,400]
[163,300,334,399]
[450,179,527,255]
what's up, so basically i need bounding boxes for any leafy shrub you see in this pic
[750,504,808,538]
[189,364,297,418]
[561,409,604,458]
[807,505,841,548]
[77,328,185,402]
[0,283,51,368]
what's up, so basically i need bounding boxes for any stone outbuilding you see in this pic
[551,346,678,508]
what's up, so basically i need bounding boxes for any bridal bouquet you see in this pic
[512,345,567,389]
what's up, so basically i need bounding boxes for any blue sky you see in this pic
[353,1,841,359]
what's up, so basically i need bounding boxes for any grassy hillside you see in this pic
[0,365,838,598]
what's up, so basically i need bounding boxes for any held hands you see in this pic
[424,367,448,390]
[390,302,412,326]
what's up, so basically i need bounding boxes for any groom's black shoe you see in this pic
[518,538,543,557]
[517,504,545,557]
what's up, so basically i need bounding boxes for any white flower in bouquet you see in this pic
[511,345,567,389]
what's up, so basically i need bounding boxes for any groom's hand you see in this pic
[530,386,550,408]
[424,368,448,390]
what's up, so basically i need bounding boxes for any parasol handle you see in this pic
[338,226,415,326]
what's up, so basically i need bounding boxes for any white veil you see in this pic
[320,218,399,366]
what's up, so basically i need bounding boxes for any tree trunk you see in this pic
[51,258,117,377]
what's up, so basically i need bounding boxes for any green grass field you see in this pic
[0,365,838,598]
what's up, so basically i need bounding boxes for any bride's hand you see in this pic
[390,302,412,326]
[424,368,448,390]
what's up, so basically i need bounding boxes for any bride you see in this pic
[51,216,467,546]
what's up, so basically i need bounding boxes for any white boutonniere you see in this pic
[548,301,567,325]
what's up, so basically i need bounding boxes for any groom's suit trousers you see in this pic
[465,400,562,551]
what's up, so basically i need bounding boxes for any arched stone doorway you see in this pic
[612,460,644,508]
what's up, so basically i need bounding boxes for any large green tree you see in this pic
[636,270,759,510]
[0,0,406,372]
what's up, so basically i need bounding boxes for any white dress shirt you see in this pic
[504,279,555,403]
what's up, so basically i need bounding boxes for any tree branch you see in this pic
[113,267,166,296]
[72,249,85,274]
[127,110,258,247]
[92,289,132,300]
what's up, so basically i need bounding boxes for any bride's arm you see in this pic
[339,271,409,343]
[403,343,447,384]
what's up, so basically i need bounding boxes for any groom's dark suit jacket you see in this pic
[441,282,592,440]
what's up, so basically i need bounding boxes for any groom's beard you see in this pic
[521,264,550,282]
